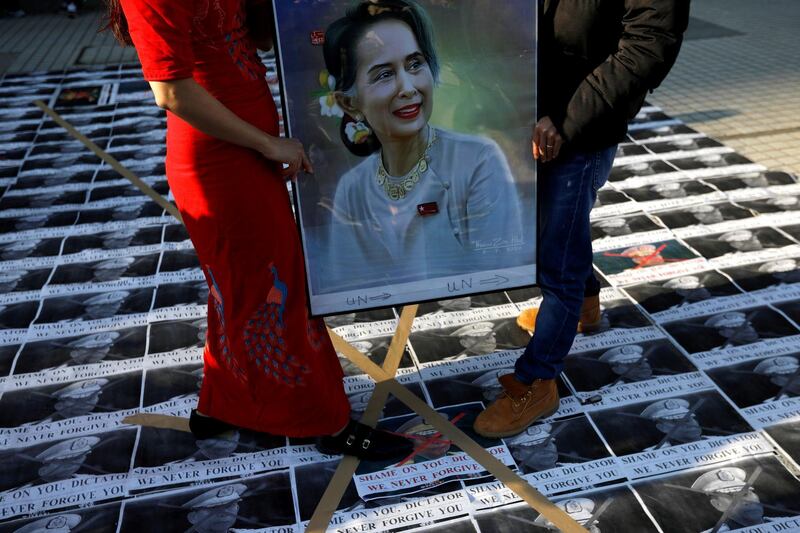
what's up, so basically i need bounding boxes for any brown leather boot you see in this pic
[578,294,602,333]
[473,374,559,438]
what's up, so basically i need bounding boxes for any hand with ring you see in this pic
[532,116,564,163]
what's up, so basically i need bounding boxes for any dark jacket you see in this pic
[539,0,690,150]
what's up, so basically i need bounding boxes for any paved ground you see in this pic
[1,0,798,175]
[649,0,800,175]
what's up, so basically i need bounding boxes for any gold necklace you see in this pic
[376,127,437,201]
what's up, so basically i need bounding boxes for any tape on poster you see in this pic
[33,100,183,224]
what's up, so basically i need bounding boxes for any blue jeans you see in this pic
[514,145,617,382]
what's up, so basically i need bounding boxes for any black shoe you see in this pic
[316,420,414,461]
[189,409,238,440]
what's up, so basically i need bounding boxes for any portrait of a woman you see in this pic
[321,0,527,291]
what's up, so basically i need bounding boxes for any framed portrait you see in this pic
[272,0,537,315]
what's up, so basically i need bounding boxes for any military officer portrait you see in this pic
[704,170,796,192]
[346,380,425,419]
[148,318,209,354]
[119,473,295,532]
[12,327,148,376]
[0,372,143,427]
[157,249,202,274]
[624,271,742,315]
[591,214,665,240]
[623,180,716,202]
[410,293,512,317]
[34,288,154,325]
[131,425,286,490]
[634,457,800,533]
[141,363,203,408]
[590,391,752,456]
[738,194,800,215]
[655,202,751,229]
[608,159,674,183]
[334,334,415,377]
[685,227,795,260]
[1,504,122,533]
[766,421,800,471]
[322,307,397,329]
[0,267,52,295]
[564,341,696,393]
[47,253,160,286]
[0,429,136,493]
[474,486,660,532]
[152,281,212,310]
[0,301,39,330]
[663,307,799,354]
[504,416,610,474]
[0,237,62,261]
[671,152,752,172]
[723,257,800,292]
[408,317,529,365]
[61,225,163,254]
[708,355,800,408]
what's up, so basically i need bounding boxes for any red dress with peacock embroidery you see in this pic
[121,0,350,436]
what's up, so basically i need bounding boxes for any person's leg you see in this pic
[515,146,616,381]
[474,145,615,438]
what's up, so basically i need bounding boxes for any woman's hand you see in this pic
[259,135,314,178]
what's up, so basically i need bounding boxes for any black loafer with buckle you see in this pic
[315,419,414,462]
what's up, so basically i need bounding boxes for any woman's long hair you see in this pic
[102,0,133,46]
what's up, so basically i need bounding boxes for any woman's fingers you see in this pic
[532,125,542,160]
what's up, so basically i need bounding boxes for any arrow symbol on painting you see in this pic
[479,275,509,285]
[369,292,391,301]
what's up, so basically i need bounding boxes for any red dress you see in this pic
[121,0,351,436]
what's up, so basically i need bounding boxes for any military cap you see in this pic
[66,332,120,349]
[704,312,747,329]
[14,514,81,533]
[599,345,645,365]
[758,259,797,273]
[53,379,108,400]
[450,322,495,337]
[641,398,691,420]
[663,276,702,290]
[754,356,799,376]
[93,257,135,270]
[691,467,747,494]
[534,498,596,527]
[83,291,130,306]
[719,230,754,243]
[182,483,247,509]
[505,423,553,446]
[35,436,100,462]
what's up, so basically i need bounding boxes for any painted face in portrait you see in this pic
[336,19,434,143]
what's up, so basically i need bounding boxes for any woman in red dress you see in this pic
[107,0,411,459]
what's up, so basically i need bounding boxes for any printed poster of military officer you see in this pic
[407,292,512,317]
[152,281,210,310]
[0,267,53,295]
[47,253,160,286]
[589,391,752,456]
[61,225,164,254]
[721,256,800,292]
[0,503,122,533]
[0,301,39,330]
[0,372,143,428]
[74,201,165,225]
[671,152,754,172]
[334,333,416,377]
[620,180,717,202]
[590,214,666,241]
[421,367,573,411]
[706,170,797,191]
[654,201,755,230]
[273,0,538,315]
[148,318,209,354]
[141,364,203,408]
[684,227,796,260]
[503,415,612,475]
[33,288,154,325]
[737,194,800,215]
[593,240,700,277]
[472,485,660,532]
[0,236,63,259]
[408,317,529,365]
[593,188,634,210]
[583,293,652,333]
[662,306,799,354]
[0,344,19,378]
[766,421,800,468]
[131,425,287,492]
[707,354,800,408]
[0,429,136,494]
[633,456,800,533]
[293,457,463,521]
[11,327,147,376]
[157,249,202,274]
[346,380,426,419]
[563,340,696,393]
[608,159,675,184]
[643,135,726,155]
[323,306,397,328]
[118,473,296,532]
[623,271,742,315]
